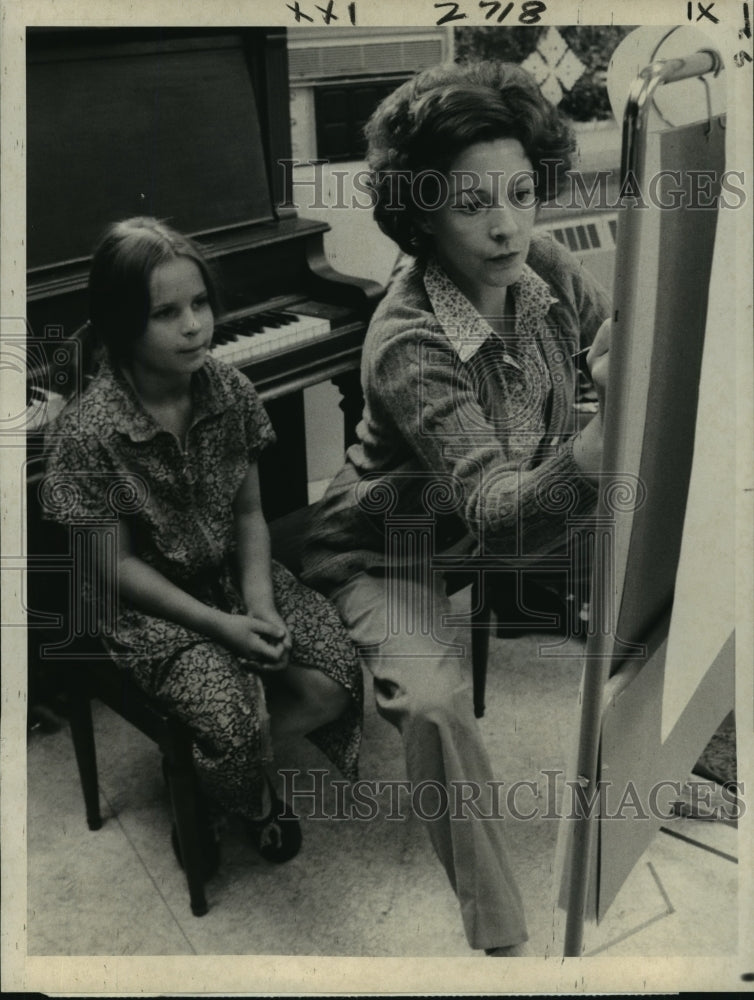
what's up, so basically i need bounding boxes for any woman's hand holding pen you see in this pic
[586,318,611,413]
[572,319,611,480]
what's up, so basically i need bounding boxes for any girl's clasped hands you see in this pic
[220,608,293,671]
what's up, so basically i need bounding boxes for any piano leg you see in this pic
[260,373,364,517]
[259,392,309,519]
[332,370,364,448]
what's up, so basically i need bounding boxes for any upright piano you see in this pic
[25,26,384,518]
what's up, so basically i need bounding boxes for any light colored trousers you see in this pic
[332,570,528,951]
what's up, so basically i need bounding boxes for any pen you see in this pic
[571,346,591,377]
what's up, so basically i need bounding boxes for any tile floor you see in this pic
[23,602,751,991]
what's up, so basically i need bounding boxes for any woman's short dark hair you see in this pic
[365,60,575,258]
[88,216,219,364]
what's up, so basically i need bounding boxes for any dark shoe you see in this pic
[171,822,221,880]
[485,943,528,957]
[247,776,302,863]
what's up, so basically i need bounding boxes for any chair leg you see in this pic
[471,580,492,719]
[66,680,103,831]
[164,721,209,917]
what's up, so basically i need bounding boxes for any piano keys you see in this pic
[210,301,332,367]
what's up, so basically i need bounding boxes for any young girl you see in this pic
[43,216,363,865]
[301,60,611,954]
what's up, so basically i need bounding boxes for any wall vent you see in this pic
[288,37,445,81]
[535,213,618,289]
[536,214,617,253]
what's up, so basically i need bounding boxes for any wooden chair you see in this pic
[456,572,574,719]
[28,506,341,918]
[64,655,212,916]
[27,511,212,917]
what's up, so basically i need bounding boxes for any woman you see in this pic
[301,60,611,955]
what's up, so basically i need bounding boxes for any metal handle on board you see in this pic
[621,48,723,179]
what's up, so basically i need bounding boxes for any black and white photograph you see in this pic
[1,0,752,994]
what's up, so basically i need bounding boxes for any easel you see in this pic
[562,43,734,956]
